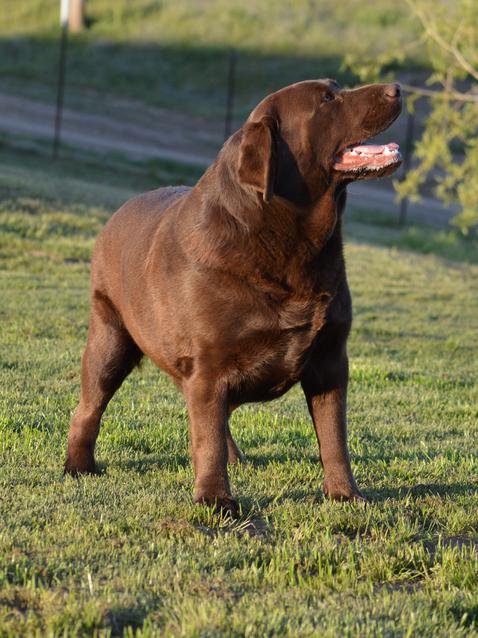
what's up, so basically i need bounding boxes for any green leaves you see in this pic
[347,0,478,234]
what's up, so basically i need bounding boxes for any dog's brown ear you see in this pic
[238,115,277,203]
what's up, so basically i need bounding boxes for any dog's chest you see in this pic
[227,291,333,404]
[274,291,331,364]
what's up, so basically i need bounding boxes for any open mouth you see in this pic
[333,142,402,173]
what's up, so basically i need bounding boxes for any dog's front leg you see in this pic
[185,376,238,516]
[301,354,364,502]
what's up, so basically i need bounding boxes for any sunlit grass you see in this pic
[0,148,477,636]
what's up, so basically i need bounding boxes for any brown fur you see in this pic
[64,80,402,514]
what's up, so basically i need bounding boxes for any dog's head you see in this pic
[237,79,402,206]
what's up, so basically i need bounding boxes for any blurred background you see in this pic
[0,0,476,251]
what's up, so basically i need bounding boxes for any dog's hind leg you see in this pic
[226,424,244,464]
[64,293,142,476]
[226,416,244,464]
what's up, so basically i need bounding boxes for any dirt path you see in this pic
[0,92,457,228]
[0,93,219,166]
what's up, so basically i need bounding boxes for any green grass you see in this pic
[347,208,478,265]
[0,0,429,119]
[1,147,478,636]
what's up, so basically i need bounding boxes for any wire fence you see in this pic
[0,0,429,225]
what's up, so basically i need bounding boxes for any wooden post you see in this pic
[69,0,84,32]
[52,23,69,159]
[53,0,71,159]
[398,110,415,226]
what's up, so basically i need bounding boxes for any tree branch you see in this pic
[405,0,478,82]
[401,83,478,102]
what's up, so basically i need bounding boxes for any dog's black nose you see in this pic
[384,83,401,99]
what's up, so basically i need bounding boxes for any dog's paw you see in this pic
[193,494,240,518]
[63,450,98,477]
[323,478,366,503]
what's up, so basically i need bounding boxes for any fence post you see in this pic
[398,109,415,225]
[53,1,70,159]
[224,48,236,141]
[69,0,85,32]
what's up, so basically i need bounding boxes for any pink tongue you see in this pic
[353,145,385,154]
[352,143,399,154]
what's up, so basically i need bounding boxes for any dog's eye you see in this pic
[322,93,334,103]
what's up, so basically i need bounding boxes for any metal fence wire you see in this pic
[0,1,434,224]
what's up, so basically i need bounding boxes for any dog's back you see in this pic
[91,185,190,295]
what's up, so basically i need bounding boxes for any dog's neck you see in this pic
[181,143,347,284]
[216,137,346,234]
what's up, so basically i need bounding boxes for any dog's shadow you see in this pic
[245,451,322,467]
[103,454,190,475]
[103,455,477,511]
[365,482,478,502]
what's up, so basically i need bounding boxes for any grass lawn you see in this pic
[0,144,477,636]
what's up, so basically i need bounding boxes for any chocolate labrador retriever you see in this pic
[65,79,402,514]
